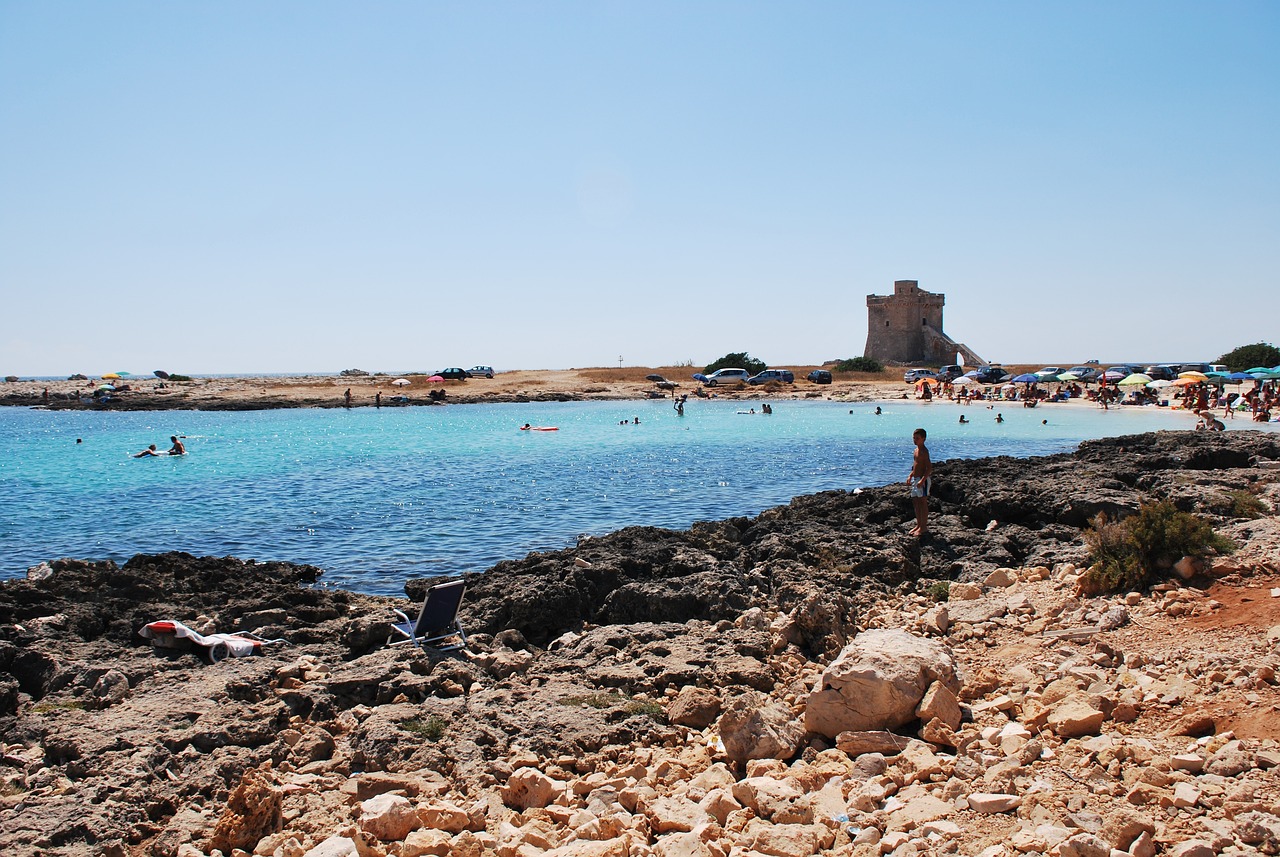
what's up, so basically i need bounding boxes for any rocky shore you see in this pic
[2,431,1278,857]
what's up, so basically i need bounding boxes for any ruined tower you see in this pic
[864,279,984,366]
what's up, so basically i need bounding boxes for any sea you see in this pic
[0,399,1266,596]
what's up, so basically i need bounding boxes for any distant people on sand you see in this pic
[907,428,932,538]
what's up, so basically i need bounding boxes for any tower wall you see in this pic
[864,280,947,364]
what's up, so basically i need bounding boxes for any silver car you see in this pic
[704,368,751,386]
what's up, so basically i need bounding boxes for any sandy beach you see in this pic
[0,367,1211,427]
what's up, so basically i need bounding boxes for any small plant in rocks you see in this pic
[400,715,447,741]
[1079,501,1235,595]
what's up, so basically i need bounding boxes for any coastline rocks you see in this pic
[804,629,959,739]
[717,691,806,764]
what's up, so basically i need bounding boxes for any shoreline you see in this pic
[0,370,1213,429]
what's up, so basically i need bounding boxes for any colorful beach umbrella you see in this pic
[1178,371,1208,381]
[1012,373,1040,383]
[1245,367,1272,374]
[1172,377,1201,387]
[1057,372,1080,382]
[391,378,411,386]
[102,373,121,379]
[1118,373,1153,386]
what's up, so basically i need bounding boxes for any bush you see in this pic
[833,356,884,373]
[1222,489,1267,519]
[704,352,766,375]
[1078,501,1234,594]
[167,374,193,382]
[926,580,950,602]
[1216,342,1280,372]
[400,715,447,741]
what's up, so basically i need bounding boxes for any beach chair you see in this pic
[389,579,468,651]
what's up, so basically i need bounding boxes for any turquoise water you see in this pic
[0,399,1246,595]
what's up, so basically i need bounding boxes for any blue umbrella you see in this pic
[1228,372,1255,381]
[1012,373,1040,383]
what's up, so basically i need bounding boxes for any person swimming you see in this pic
[134,444,162,458]
[995,413,1004,423]
[958,415,968,424]
[168,435,186,455]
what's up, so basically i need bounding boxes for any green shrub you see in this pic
[167,374,193,382]
[1079,501,1235,595]
[833,356,884,373]
[400,715,447,741]
[704,352,767,375]
[560,692,665,722]
[926,581,951,602]
[1223,489,1267,519]
[1217,342,1280,372]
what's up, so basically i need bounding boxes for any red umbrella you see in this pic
[428,375,445,382]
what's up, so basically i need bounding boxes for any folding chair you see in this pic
[389,579,468,651]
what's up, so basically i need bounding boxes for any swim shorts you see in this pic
[910,477,931,498]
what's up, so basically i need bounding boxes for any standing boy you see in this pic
[907,428,932,537]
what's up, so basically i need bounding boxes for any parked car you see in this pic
[1144,365,1176,381]
[1208,364,1228,374]
[1178,362,1212,375]
[967,365,1010,384]
[1035,366,1064,378]
[748,369,794,385]
[467,366,494,378]
[703,368,751,386]
[904,369,934,383]
[435,368,469,380]
[934,364,964,382]
[807,369,832,385]
[1066,366,1099,381]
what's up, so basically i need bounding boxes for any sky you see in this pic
[1,2,1277,376]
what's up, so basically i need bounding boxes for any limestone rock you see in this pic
[804,629,959,739]
[915,680,962,731]
[717,691,805,763]
[359,793,421,841]
[209,769,284,856]
[668,687,721,729]
[1047,692,1105,738]
[501,767,565,809]
[835,730,912,756]
[966,793,1021,813]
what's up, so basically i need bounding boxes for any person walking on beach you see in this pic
[344,388,352,408]
[907,428,932,538]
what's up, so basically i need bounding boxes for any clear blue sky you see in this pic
[2,2,1276,376]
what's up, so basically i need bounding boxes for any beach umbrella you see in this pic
[1205,370,1232,379]
[1147,379,1173,389]
[692,373,708,383]
[1228,372,1255,382]
[1245,367,1272,374]
[950,376,975,386]
[1172,377,1201,387]
[915,376,939,387]
[427,375,445,382]
[153,370,170,379]
[115,371,132,377]
[1012,373,1040,383]
[1178,370,1208,381]
[1252,370,1280,380]
[645,374,666,382]
[96,383,115,391]
[1057,372,1080,382]
[1118,373,1153,386]
[102,373,121,380]
[1101,369,1126,382]
[391,378,411,386]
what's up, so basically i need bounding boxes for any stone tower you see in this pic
[864,280,984,366]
